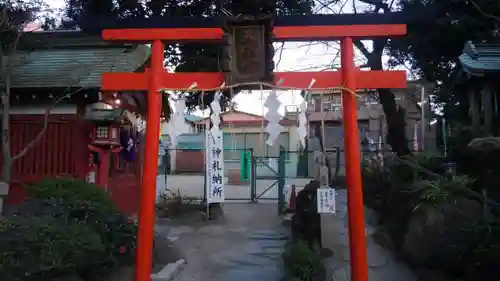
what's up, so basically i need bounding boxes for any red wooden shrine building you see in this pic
[2,31,149,214]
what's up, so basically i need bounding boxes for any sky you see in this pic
[44,0,400,117]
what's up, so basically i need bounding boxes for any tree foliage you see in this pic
[0,0,52,55]
[64,0,315,115]
[0,1,56,187]
[387,0,500,121]
[389,0,500,82]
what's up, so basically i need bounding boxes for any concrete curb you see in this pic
[150,259,186,281]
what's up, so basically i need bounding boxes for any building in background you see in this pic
[2,30,149,214]
[284,81,435,174]
[158,114,204,173]
[167,110,300,178]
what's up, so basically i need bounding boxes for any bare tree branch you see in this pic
[275,42,286,68]
[11,47,126,162]
[470,0,500,22]
[353,40,371,59]
[11,88,84,161]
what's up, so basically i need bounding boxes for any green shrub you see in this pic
[156,189,204,217]
[20,178,137,266]
[465,219,500,280]
[282,240,323,281]
[410,176,475,210]
[24,178,119,214]
[0,216,105,281]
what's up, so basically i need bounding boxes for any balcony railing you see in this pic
[309,95,381,113]
[284,94,396,117]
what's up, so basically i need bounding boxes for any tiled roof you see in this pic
[184,114,203,123]
[3,31,150,89]
[459,41,500,75]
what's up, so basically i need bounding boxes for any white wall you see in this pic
[160,119,195,138]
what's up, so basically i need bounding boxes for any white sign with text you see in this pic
[317,187,335,214]
[205,130,225,203]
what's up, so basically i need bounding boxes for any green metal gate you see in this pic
[251,146,286,214]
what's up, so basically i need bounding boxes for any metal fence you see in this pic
[281,148,396,178]
[154,146,402,214]
[160,147,400,177]
[162,148,253,175]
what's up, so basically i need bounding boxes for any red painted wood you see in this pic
[46,123,53,175]
[108,173,140,214]
[3,114,142,215]
[102,24,406,42]
[101,24,408,281]
[341,37,368,281]
[273,24,407,40]
[5,115,85,204]
[103,28,224,41]
[101,71,406,91]
[135,40,164,281]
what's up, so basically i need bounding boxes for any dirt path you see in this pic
[155,203,288,281]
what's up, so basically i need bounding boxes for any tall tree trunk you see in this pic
[0,74,12,214]
[370,40,411,156]
[1,75,12,181]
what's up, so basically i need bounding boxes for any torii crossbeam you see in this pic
[101,23,406,281]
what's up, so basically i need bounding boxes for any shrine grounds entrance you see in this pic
[252,155,282,201]
[161,148,256,201]
[162,147,288,211]
[160,146,380,211]
[98,14,408,281]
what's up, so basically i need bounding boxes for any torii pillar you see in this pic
[101,24,406,281]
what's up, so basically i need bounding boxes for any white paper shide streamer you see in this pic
[206,92,225,203]
[297,99,308,148]
[171,98,189,148]
[297,79,315,148]
[264,90,283,146]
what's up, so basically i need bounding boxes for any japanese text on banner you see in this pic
[206,130,225,203]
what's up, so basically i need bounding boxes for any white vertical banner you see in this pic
[206,130,225,203]
[317,187,336,214]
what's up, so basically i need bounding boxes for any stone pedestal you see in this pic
[311,150,337,252]
[321,214,348,253]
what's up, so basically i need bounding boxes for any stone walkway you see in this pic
[156,204,288,281]
[156,190,416,281]
[322,189,417,281]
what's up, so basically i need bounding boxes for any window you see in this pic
[196,124,205,133]
[365,95,378,105]
[244,133,266,157]
[358,121,369,134]
[223,133,245,160]
[326,95,341,112]
[222,132,290,160]
[314,98,322,112]
[267,133,289,158]
[324,125,343,138]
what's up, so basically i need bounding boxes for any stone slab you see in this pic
[151,259,186,281]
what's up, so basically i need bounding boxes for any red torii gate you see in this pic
[101,24,406,281]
